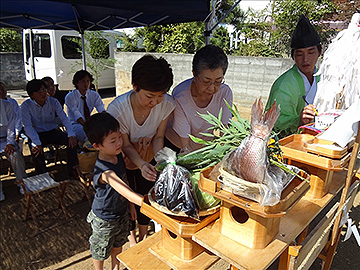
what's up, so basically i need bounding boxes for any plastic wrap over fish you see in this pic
[222,98,283,206]
[222,147,285,206]
[154,163,200,220]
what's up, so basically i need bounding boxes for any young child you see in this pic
[83,112,144,270]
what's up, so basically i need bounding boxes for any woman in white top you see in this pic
[165,45,233,153]
[107,55,175,245]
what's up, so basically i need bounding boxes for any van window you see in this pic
[61,36,82,59]
[33,34,51,57]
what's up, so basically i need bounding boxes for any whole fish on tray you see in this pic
[229,98,280,183]
[222,98,285,206]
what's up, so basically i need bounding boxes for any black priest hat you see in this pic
[291,15,321,49]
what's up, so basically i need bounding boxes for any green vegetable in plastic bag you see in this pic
[190,171,220,210]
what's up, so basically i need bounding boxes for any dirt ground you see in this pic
[1,95,359,270]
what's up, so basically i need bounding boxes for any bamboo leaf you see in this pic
[199,132,214,138]
[189,135,210,145]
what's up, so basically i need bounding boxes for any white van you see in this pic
[23,29,116,91]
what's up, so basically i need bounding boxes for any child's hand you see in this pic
[140,163,157,182]
[129,203,137,221]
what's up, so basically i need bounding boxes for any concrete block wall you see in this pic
[0,52,26,90]
[115,51,294,108]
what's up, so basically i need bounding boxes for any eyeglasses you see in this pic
[197,76,225,87]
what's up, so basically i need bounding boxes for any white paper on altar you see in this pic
[318,97,360,148]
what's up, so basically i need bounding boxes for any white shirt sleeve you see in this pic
[54,99,75,137]
[21,100,41,146]
[65,90,83,122]
[93,91,105,113]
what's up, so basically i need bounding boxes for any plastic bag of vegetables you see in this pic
[154,148,200,220]
[190,171,220,210]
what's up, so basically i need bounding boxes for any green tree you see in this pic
[270,0,337,56]
[139,22,205,53]
[328,0,360,23]
[70,31,118,91]
[117,31,145,52]
[210,26,231,54]
[231,7,278,57]
[217,0,246,30]
[0,28,22,52]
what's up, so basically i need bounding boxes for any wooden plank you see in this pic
[279,134,348,171]
[192,170,346,270]
[304,137,351,159]
[117,232,171,270]
[150,241,219,270]
[199,167,310,218]
[140,195,220,237]
[331,124,360,245]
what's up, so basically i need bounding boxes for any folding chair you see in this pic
[0,152,12,176]
[74,165,95,206]
[16,171,69,229]
[43,144,65,166]
[74,150,98,206]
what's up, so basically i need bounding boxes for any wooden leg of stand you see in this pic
[278,249,290,270]
[56,185,68,219]
[298,225,309,244]
[25,194,39,229]
[24,194,32,220]
[322,227,342,270]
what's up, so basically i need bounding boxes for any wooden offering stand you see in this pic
[193,169,347,270]
[138,193,220,270]
[279,134,351,199]
[198,167,310,249]
[117,231,171,270]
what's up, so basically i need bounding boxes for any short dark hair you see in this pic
[72,70,94,88]
[192,45,228,77]
[26,79,47,96]
[132,54,173,93]
[291,45,322,59]
[83,112,120,145]
[41,76,54,84]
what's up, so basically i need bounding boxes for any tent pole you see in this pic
[204,0,242,45]
[29,29,36,79]
[72,4,86,70]
[81,33,86,71]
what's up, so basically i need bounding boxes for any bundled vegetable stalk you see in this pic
[176,101,251,170]
[177,100,308,206]
[171,102,251,210]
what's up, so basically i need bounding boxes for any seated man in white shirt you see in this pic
[21,79,78,177]
[0,82,23,143]
[65,70,105,144]
[0,98,27,201]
